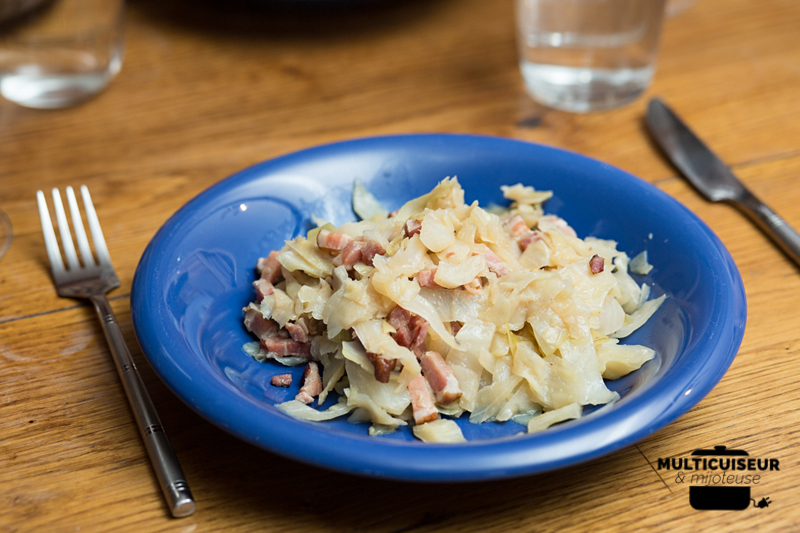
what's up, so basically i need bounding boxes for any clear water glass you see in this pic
[0,0,125,109]
[515,0,666,113]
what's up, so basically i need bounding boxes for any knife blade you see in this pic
[646,97,800,268]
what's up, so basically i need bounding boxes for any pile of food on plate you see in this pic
[242,177,663,443]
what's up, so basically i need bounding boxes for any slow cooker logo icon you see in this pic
[689,446,770,511]
[657,444,777,510]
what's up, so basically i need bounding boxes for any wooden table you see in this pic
[2,0,799,530]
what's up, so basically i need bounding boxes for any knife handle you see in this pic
[734,191,800,268]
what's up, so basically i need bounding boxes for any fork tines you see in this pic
[36,186,114,279]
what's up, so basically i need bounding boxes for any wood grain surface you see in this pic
[2,0,799,531]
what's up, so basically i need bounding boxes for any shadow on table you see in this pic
[128,0,452,41]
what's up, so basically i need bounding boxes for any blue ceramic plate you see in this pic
[131,134,746,482]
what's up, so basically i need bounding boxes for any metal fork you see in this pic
[37,186,195,518]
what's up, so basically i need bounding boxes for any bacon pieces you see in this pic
[408,315,429,356]
[284,318,310,343]
[420,351,462,404]
[386,307,428,356]
[503,215,529,237]
[271,374,292,387]
[366,352,397,383]
[388,306,414,348]
[518,230,542,250]
[387,306,411,330]
[295,362,322,404]
[483,248,509,277]
[333,239,364,268]
[408,376,439,425]
[243,308,280,340]
[539,215,577,238]
[245,309,312,360]
[318,230,385,270]
[361,240,386,267]
[317,229,353,252]
[589,254,605,274]
[417,268,441,288]
[257,251,283,284]
[391,325,414,348]
[253,279,274,302]
[261,337,312,358]
[504,215,545,251]
[404,218,422,237]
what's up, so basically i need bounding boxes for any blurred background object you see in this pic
[666,0,697,17]
[0,208,10,262]
[0,0,125,109]
[0,0,47,23]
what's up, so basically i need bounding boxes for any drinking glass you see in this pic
[515,0,667,113]
[0,0,125,109]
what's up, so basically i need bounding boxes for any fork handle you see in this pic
[91,294,196,518]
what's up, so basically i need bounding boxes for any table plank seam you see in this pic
[0,293,131,326]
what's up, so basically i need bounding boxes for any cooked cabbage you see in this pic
[412,419,467,443]
[244,177,664,442]
[629,250,654,275]
[352,179,390,220]
[277,398,354,421]
[527,402,583,433]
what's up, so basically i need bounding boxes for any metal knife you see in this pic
[646,97,800,268]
